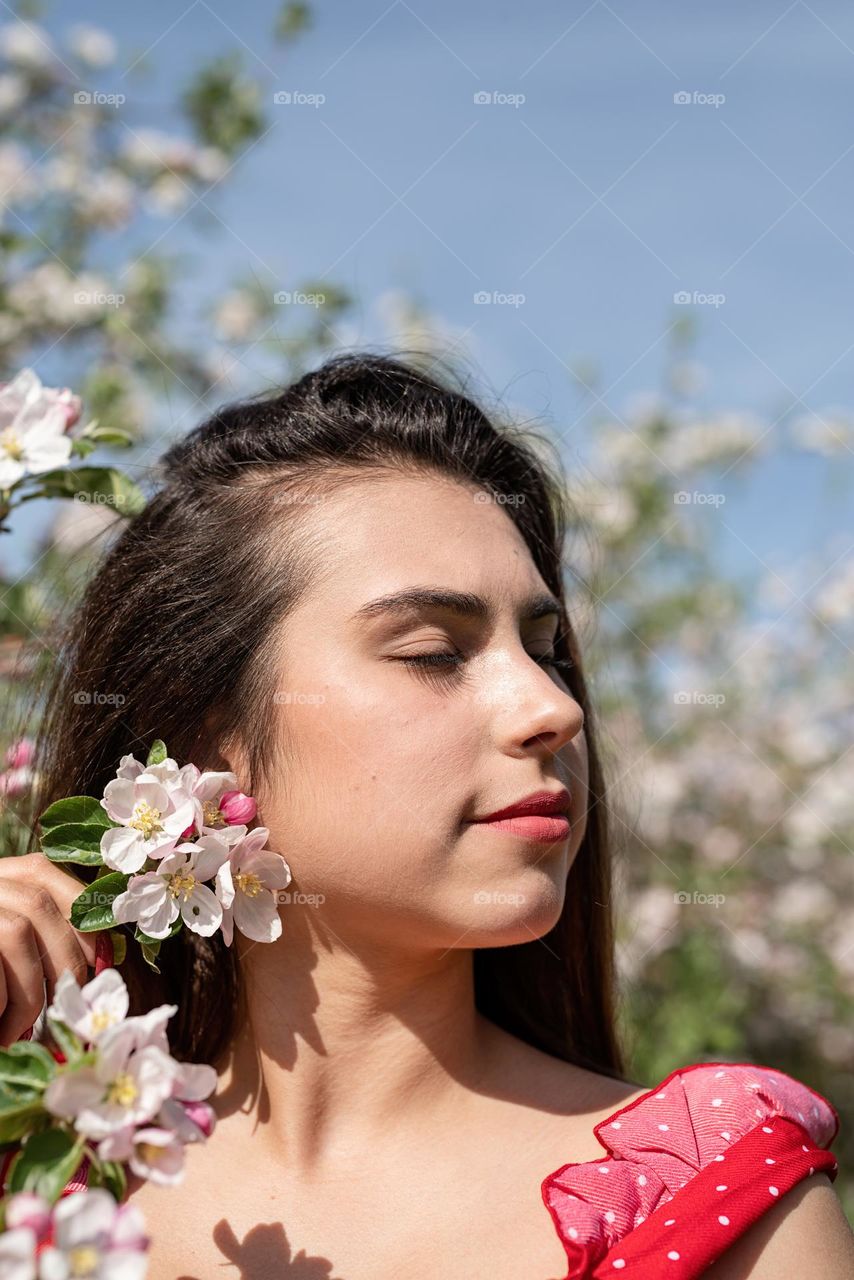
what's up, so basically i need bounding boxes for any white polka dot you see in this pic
[765,1158,775,1165]
[655,1091,667,1099]
[658,1123,670,1131]
[802,1145,809,1153]
[604,1209,616,1223]
[664,1218,676,1226]
[762,1125,773,1133]
[598,1166,610,1174]
[612,1263,626,1271]
[715,1070,725,1078]
[809,1166,815,1176]
[769,1186,779,1196]
[716,1185,727,1192]
[667,1251,680,1261]
[638,1174,648,1186]
[754,1108,763,1117]
[637,1215,646,1224]
[611,1120,622,1129]
[568,1227,578,1239]
[714,1154,725,1162]
[797,1110,804,1122]
[719,1215,730,1225]
[721,1131,731,1140]
[712,1098,723,1107]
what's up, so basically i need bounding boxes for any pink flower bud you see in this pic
[219,790,256,825]
[5,737,33,768]
[182,1099,216,1138]
[58,389,83,433]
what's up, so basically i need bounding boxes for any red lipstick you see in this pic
[469,789,571,843]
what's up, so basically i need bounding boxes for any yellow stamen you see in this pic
[128,799,163,839]
[0,428,23,460]
[106,1072,138,1107]
[202,798,225,827]
[138,1141,166,1164]
[168,870,197,901]
[234,870,262,897]
[68,1244,100,1276]
[90,1008,116,1033]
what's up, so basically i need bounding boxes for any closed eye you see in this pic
[396,652,574,673]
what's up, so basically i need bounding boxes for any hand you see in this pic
[0,851,100,1047]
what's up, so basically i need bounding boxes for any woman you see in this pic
[2,352,852,1277]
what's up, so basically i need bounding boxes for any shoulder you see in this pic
[541,1059,845,1279]
[703,1172,854,1278]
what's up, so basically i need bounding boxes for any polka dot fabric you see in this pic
[541,1061,840,1278]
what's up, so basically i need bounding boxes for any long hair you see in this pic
[25,350,626,1079]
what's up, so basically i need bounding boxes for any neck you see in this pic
[210,906,498,1177]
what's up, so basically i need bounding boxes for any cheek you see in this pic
[259,678,473,884]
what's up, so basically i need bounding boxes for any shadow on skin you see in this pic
[175,1218,344,1279]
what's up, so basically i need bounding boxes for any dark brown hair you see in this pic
[26,350,626,1080]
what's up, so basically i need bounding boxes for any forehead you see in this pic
[297,472,553,618]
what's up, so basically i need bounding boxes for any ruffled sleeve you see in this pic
[541,1060,840,1279]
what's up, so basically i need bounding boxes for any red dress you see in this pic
[542,1060,840,1278]
[3,934,843,1279]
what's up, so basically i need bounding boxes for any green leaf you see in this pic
[86,1154,126,1201]
[0,1042,56,1090]
[7,1129,86,1203]
[39,797,112,834]
[69,438,97,459]
[45,1018,83,1065]
[146,739,168,766]
[0,1086,47,1144]
[108,929,127,967]
[41,823,108,865]
[32,466,146,517]
[69,873,130,932]
[81,425,135,449]
[0,1104,47,1145]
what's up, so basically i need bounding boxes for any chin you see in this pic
[464,877,565,945]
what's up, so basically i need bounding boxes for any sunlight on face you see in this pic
[256,472,589,952]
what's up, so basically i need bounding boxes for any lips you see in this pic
[470,788,571,823]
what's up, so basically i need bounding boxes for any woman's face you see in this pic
[252,472,589,952]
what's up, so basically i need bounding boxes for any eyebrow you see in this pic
[350,587,563,626]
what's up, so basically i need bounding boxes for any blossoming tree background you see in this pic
[0,0,851,1230]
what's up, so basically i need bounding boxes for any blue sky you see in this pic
[8,0,854,582]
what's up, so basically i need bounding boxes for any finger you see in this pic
[0,909,47,1048]
[0,882,92,1009]
[0,855,100,968]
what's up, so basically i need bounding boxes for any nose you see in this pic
[495,655,586,760]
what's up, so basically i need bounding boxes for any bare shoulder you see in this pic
[703,1174,854,1279]
[478,1017,649,1144]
